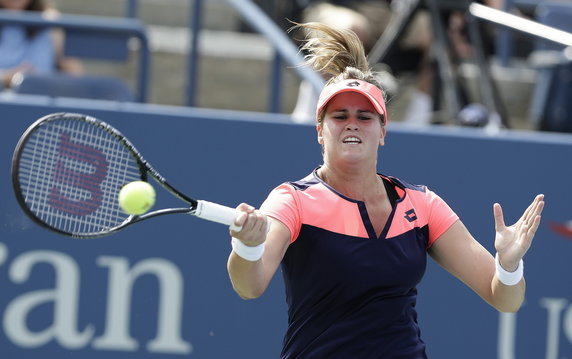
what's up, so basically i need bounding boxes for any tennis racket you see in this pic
[12,112,244,238]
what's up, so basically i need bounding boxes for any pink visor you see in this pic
[316,79,387,124]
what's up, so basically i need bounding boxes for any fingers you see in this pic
[526,213,542,240]
[230,203,268,245]
[520,194,545,224]
[532,194,545,218]
[519,195,544,236]
[229,203,255,232]
[234,203,255,227]
[512,195,545,249]
[502,194,545,231]
[525,195,544,239]
[230,212,247,232]
[493,202,505,231]
[236,202,255,214]
[517,197,534,224]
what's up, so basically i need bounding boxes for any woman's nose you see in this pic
[345,116,359,129]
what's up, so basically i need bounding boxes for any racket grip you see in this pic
[194,200,242,227]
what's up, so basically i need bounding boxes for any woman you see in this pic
[227,22,544,358]
[0,0,82,88]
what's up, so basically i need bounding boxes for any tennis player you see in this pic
[227,22,544,358]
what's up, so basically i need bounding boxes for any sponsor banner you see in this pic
[0,102,571,358]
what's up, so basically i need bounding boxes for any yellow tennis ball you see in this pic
[118,181,156,215]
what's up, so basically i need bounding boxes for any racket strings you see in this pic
[18,118,141,235]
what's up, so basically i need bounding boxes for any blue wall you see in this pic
[1,98,572,358]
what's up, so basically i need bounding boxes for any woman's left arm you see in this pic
[428,194,544,312]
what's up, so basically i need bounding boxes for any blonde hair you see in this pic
[292,22,387,123]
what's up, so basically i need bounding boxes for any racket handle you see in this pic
[194,200,242,228]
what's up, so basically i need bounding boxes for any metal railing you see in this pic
[1,0,323,112]
[0,10,150,102]
[186,0,324,112]
[471,3,572,48]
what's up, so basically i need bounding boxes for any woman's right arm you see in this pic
[227,203,291,299]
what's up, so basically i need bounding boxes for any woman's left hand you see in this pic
[494,194,545,271]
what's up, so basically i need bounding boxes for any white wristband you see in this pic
[231,237,265,262]
[495,253,524,286]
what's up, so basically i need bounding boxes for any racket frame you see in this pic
[12,113,237,238]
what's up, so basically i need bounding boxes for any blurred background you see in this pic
[4,0,568,131]
[30,0,304,111]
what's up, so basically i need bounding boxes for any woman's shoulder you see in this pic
[288,171,321,191]
[381,174,427,193]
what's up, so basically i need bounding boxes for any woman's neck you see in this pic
[318,163,383,201]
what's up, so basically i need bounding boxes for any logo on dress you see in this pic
[404,209,417,222]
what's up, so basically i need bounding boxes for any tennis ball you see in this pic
[118,181,156,215]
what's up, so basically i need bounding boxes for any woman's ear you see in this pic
[317,124,324,144]
[379,126,386,146]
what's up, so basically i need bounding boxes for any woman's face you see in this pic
[317,91,386,165]
[0,0,32,10]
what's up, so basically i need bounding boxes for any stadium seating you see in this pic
[10,73,135,102]
[0,10,149,102]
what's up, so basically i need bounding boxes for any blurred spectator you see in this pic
[0,0,82,89]
[288,0,505,126]
[403,0,506,126]
[288,0,432,124]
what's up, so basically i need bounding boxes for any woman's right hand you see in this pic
[227,204,289,299]
[230,203,269,247]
